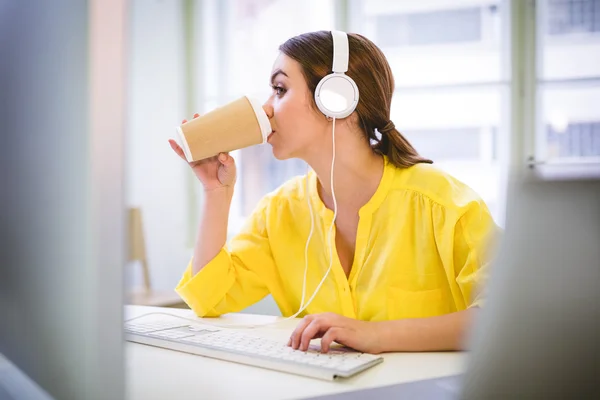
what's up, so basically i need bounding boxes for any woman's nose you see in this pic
[262,102,274,119]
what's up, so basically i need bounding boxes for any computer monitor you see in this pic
[461,173,600,398]
[0,1,127,399]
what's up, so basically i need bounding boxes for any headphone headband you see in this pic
[331,31,349,73]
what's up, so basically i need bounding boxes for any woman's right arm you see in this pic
[168,113,276,317]
[192,187,232,275]
[169,113,238,275]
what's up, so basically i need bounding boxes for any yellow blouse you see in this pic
[176,158,499,320]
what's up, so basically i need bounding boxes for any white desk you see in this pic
[125,305,466,400]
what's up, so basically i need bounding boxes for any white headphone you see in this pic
[314,31,359,119]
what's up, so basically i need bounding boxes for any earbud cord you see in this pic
[125,119,338,329]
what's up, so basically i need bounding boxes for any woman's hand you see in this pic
[287,312,387,354]
[168,113,237,192]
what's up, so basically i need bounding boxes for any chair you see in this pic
[127,207,187,308]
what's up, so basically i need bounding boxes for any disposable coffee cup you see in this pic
[175,96,271,162]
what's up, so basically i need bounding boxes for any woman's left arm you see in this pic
[288,309,476,354]
[378,308,476,352]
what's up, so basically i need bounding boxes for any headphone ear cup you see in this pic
[314,73,359,119]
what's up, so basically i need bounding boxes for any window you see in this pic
[547,0,600,35]
[546,121,600,157]
[537,0,600,174]
[238,144,307,217]
[376,8,483,47]
[350,0,510,223]
[404,127,493,161]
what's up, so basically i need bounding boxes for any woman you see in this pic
[168,31,498,354]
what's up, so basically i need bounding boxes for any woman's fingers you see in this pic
[168,139,187,161]
[218,152,235,167]
[289,316,314,349]
[299,319,327,351]
[181,113,199,125]
[320,327,350,353]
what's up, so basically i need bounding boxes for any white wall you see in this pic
[126,0,191,291]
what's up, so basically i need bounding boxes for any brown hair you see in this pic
[279,31,433,168]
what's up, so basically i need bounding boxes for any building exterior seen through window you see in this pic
[539,0,600,163]
[547,0,600,35]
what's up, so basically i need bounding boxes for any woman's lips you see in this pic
[267,131,276,142]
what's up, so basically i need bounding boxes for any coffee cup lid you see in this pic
[246,97,272,144]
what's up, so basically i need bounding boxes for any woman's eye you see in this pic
[271,85,286,96]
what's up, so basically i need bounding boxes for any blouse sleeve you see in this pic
[175,195,278,317]
[436,199,501,309]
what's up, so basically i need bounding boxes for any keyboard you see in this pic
[124,314,384,381]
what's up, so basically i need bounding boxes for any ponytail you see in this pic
[371,121,433,168]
